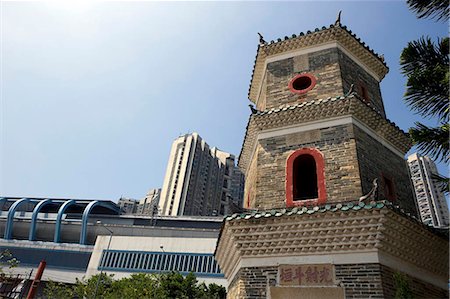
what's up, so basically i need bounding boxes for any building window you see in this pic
[293,155,318,200]
[288,73,317,94]
[359,83,370,103]
[286,148,326,207]
[382,174,396,201]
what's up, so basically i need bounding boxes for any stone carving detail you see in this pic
[215,204,448,281]
[335,11,342,26]
[257,32,266,45]
[359,178,378,202]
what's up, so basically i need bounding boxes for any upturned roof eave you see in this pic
[247,24,389,103]
[237,93,411,172]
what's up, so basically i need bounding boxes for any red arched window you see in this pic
[286,148,326,207]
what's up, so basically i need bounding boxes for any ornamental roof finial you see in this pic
[359,178,379,202]
[345,83,355,97]
[257,32,266,45]
[335,10,342,26]
[249,104,259,114]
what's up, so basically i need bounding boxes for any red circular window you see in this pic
[288,73,316,94]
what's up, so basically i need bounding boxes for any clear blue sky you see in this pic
[1,1,447,201]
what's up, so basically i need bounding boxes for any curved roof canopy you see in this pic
[0,197,120,244]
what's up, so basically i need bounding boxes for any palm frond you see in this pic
[400,37,449,120]
[406,0,449,21]
[409,122,449,163]
[431,173,449,195]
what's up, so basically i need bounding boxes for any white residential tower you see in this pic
[407,153,449,228]
[159,133,242,216]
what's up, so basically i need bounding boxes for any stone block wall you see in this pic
[262,48,344,110]
[353,125,417,216]
[335,264,384,298]
[246,122,416,214]
[338,48,385,117]
[227,266,277,299]
[228,264,385,299]
[243,151,258,208]
[260,47,385,115]
[380,264,448,298]
[226,263,448,299]
[252,124,362,210]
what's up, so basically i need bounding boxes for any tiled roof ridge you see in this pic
[264,24,386,66]
[247,23,388,100]
[254,92,408,138]
[237,93,355,165]
[248,43,262,101]
[236,93,355,167]
[237,112,253,167]
[253,94,355,116]
[223,199,448,239]
[225,200,387,221]
[237,92,409,167]
[350,93,409,139]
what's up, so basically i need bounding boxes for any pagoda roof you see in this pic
[215,199,448,285]
[238,92,411,172]
[248,23,389,103]
[223,200,447,239]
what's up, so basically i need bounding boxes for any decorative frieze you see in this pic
[215,201,448,290]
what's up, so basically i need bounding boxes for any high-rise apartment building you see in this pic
[230,166,245,208]
[136,188,161,216]
[117,197,138,214]
[118,189,161,216]
[407,153,449,228]
[159,133,242,216]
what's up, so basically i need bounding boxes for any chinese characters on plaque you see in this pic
[278,264,335,286]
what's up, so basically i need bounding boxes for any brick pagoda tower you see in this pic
[215,17,448,299]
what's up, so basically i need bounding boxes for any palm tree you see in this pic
[400,36,449,162]
[400,37,449,125]
[402,0,449,192]
[400,20,449,191]
[406,0,449,21]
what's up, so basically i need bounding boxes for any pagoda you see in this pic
[215,15,448,299]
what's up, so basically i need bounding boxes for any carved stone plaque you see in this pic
[293,55,310,73]
[278,264,335,286]
[285,130,321,146]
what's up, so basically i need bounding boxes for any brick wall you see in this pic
[247,123,416,215]
[252,124,362,209]
[228,264,386,299]
[227,266,277,299]
[263,48,344,110]
[335,264,384,298]
[380,264,448,298]
[243,150,258,209]
[261,47,385,115]
[338,49,386,117]
[245,45,415,213]
[227,263,447,299]
[353,125,417,216]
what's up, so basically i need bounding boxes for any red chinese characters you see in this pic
[305,266,319,283]
[279,264,334,286]
[280,267,293,283]
[293,266,305,284]
[319,266,332,283]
